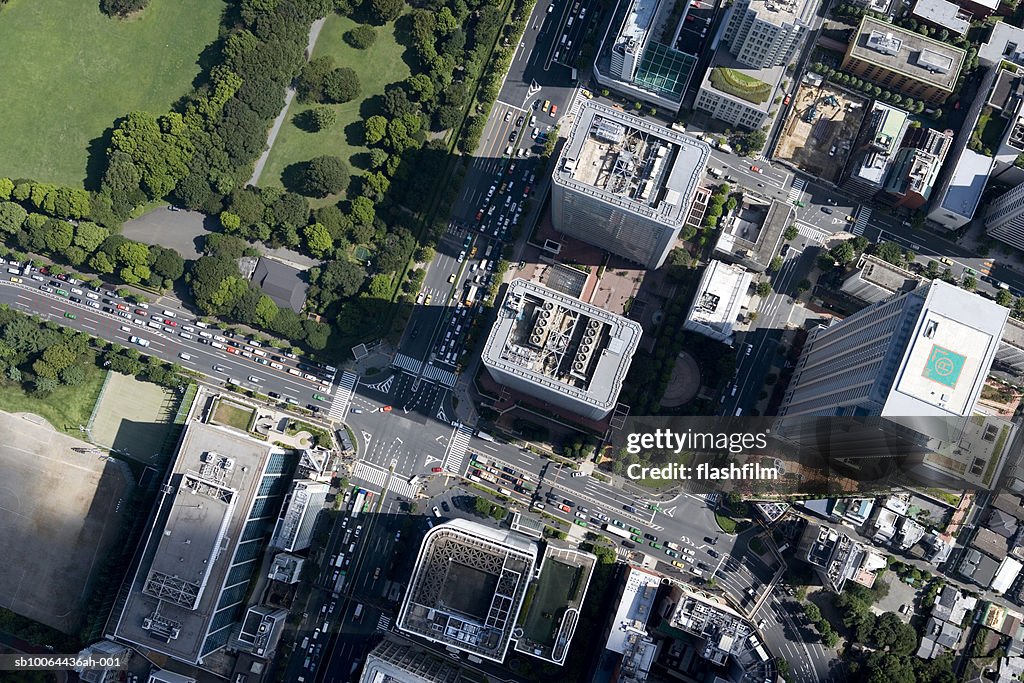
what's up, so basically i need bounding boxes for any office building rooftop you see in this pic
[850,102,909,187]
[357,637,464,683]
[912,0,971,36]
[396,519,538,663]
[849,17,966,93]
[684,260,752,343]
[979,19,1024,66]
[934,147,994,221]
[113,402,290,666]
[554,101,709,227]
[482,279,642,414]
[883,281,1008,417]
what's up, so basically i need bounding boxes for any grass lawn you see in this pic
[259,14,412,205]
[0,364,106,435]
[0,0,225,187]
[212,400,255,432]
[715,513,738,534]
[709,67,772,104]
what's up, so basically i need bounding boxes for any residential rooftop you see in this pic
[554,100,709,227]
[481,279,642,414]
[978,17,1024,66]
[849,17,966,94]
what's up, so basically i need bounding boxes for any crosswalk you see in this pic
[392,353,423,375]
[351,461,419,498]
[443,424,473,474]
[327,371,358,421]
[423,363,457,388]
[377,614,391,632]
[795,221,830,245]
[787,178,805,203]
[852,205,871,236]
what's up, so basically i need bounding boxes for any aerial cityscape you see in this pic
[4,0,1024,682]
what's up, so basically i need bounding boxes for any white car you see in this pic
[248,375,262,383]
[119,325,131,332]
[179,353,192,361]
[571,471,586,478]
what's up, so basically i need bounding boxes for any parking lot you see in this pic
[774,82,868,183]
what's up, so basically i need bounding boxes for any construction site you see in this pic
[774,79,869,183]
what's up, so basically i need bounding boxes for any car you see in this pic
[629,526,641,534]
[163,326,175,333]
[516,115,524,127]
[118,311,132,319]
[8,277,20,283]
[508,131,517,143]
[504,111,513,122]
[542,99,551,112]
[783,94,791,105]
[821,207,833,214]
[116,304,128,311]
[650,542,662,550]
[571,470,586,478]
[313,393,326,401]
[665,549,679,558]
[179,353,192,361]
[63,312,76,320]
[744,343,752,356]
[780,244,791,256]
[87,301,100,309]
[672,560,686,569]
[845,214,855,222]
[750,165,762,173]
[550,104,557,117]
[432,506,442,517]
[708,548,720,558]
[248,375,262,383]
[644,533,658,541]
[612,519,625,528]
[431,467,444,474]
[380,405,393,412]
[704,536,718,544]
[69,296,81,303]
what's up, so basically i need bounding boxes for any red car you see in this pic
[750,165,762,173]
[380,405,393,412]
[226,347,238,354]
[431,467,444,473]
[164,319,176,326]
[116,304,128,311]
[135,309,147,315]
[783,94,791,105]
[475,210,484,221]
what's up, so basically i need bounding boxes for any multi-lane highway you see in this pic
[0,273,337,406]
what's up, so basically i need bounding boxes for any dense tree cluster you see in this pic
[344,25,377,49]
[100,0,150,17]
[0,178,185,290]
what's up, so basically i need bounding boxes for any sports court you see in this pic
[89,372,178,463]
[0,411,131,633]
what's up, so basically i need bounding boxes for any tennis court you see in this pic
[89,373,179,464]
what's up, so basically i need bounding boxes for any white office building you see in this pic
[270,479,329,553]
[684,260,753,344]
[780,281,1009,417]
[482,279,642,420]
[722,0,810,68]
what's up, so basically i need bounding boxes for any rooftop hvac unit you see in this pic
[543,301,554,310]
[574,361,586,371]
[531,334,543,345]
[589,319,600,330]
[541,309,551,319]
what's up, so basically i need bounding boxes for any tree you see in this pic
[783,224,798,241]
[309,106,337,131]
[829,241,856,265]
[769,256,783,273]
[349,196,375,226]
[345,25,377,49]
[190,255,243,314]
[73,221,108,252]
[254,295,279,328]
[316,260,366,301]
[304,223,334,257]
[42,219,73,254]
[108,111,192,199]
[296,56,336,103]
[151,247,185,281]
[756,281,771,297]
[364,115,388,145]
[962,274,977,291]
[368,0,404,22]
[997,289,1014,307]
[297,156,350,198]
[0,202,27,235]
[322,68,361,104]
[100,0,149,17]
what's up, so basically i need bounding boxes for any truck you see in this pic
[708,167,723,179]
[465,285,478,307]
[603,523,632,540]
[350,489,368,519]
[334,554,345,568]
[353,603,364,622]
[716,141,733,153]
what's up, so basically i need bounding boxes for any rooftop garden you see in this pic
[709,67,772,104]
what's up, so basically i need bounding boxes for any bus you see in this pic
[603,523,631,540]
[350,489,367,519]
[334,554,345,568]
[465,285,478,307]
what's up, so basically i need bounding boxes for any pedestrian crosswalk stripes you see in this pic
[787,178,806,203]
[423,363,457,387]
[853,205,871,236]
[353,461,387,490]
[392,352,423,375]
[351,461,419,498]
[327,370,358,421]
[377,614,391,632]
[442,424,473,474]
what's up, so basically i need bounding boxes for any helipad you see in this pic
[922,345,966,389]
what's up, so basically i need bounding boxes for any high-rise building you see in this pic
[593,0,699,111]
[780,281,1008,417]
[841,101,910,198]
[722,0,809,68]
[270,479,328,553]
[985,180,1024,250]
[842,17,966,105]
[481,279,642,420]
[881,126,954,209]
[112,390,293,668]
[551,100,709,269]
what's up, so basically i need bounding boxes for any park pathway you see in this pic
[247,16,327,186]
